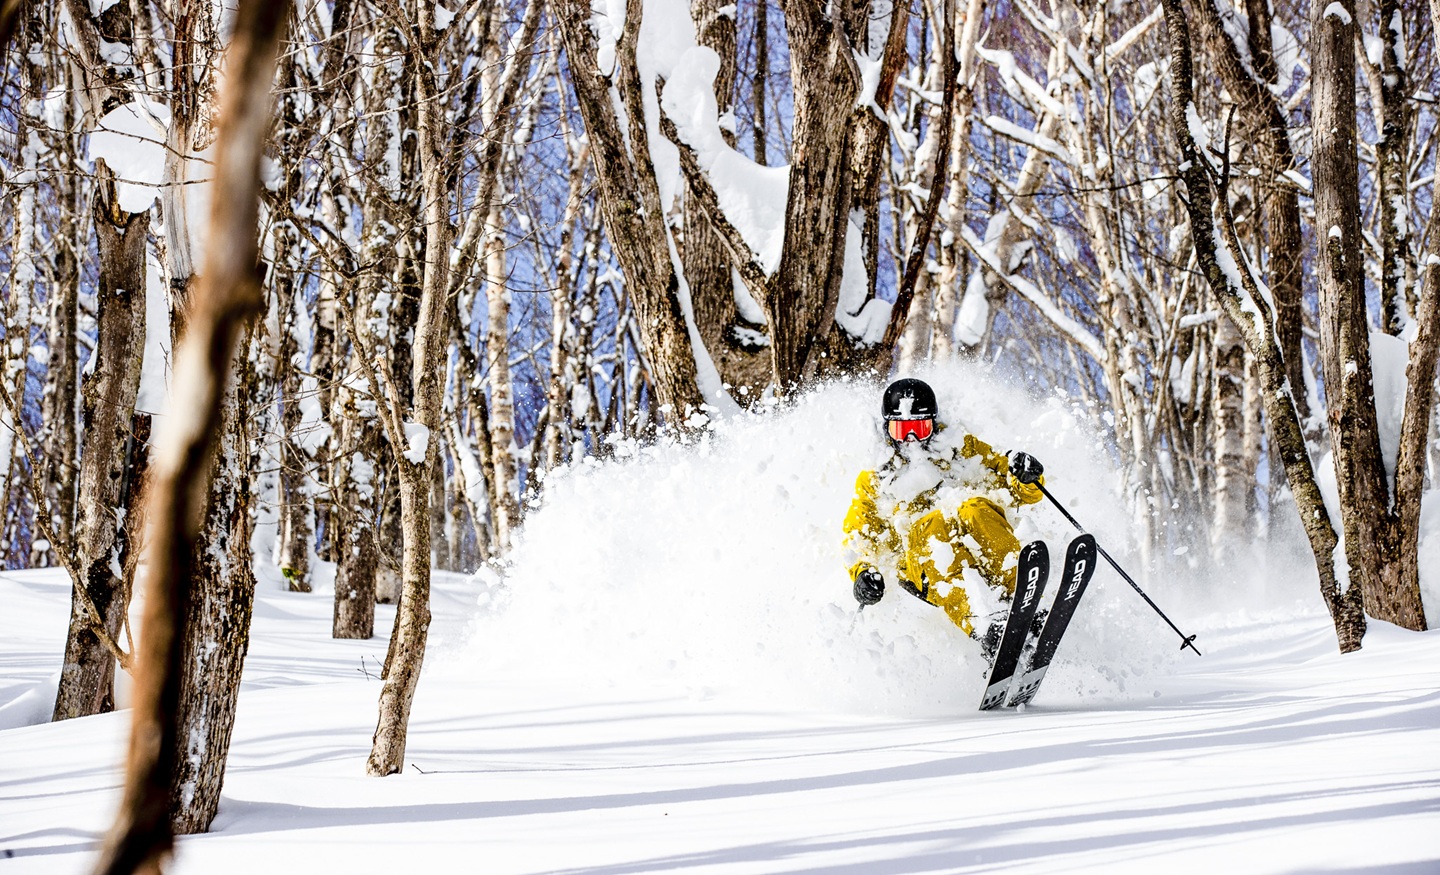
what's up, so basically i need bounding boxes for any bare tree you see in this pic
[93,0,290,869]
[555,0,712,416]
[1312,0,1429,632]
[1160,0,1365,650]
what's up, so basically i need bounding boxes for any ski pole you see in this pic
[1036,482,1202,656]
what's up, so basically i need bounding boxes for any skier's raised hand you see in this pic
[853,568,885,606]
[1009,452,1044,485]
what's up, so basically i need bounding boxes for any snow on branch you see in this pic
[975,46,1067,118]
[958,225,1106,363]
[982,115,1074,165]
[659,49,789,274]
[1105,7,1164,61]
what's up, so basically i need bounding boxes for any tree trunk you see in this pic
[170,365,258,834]
[766,0,862,385]
[752,0,768,165]
[554,0,709,419]
[52,173,149,723]
[483,200,521,550]
[93,0,288,866]
[1376,0,1412,335]
[332,357,379,640]
[1194,0,1313,433]
[931,0,987,361]
[39,143,82,564]
[366,2,452,776]
[685,0,771,399]
[276,255,314,592]
[1312,0,1425,630]
[1211,314,1249,545]
[1160,0,1365,651]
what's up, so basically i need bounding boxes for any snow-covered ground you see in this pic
[2,368,1438,873]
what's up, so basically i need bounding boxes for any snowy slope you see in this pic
[2,366,1439,873]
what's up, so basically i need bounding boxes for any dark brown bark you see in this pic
[1191,0,1310,429]
[685,0,770,399]
[52,170,149,723]
[169,368,258,835]
[1160,0,1365,651]
[766,0,862,387]
[555,0,708,418]
[752,0,768,165]
[0,0,22,62]
[93,1,289,869]
[1390,211,1440,629]
[1312,0,1425,631]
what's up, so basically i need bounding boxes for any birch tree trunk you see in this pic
[366,0,453,777]
[1375,0,1412,335]
[275,238,314,592]
[478,5,522,553]
[332,357,378,641]
[38,90,83,564]
[1,7,39,560]
[482,200,520,548]
[930,0,987,362]
[1211,314,1249,545]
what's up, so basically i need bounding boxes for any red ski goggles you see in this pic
[887,417,935,443]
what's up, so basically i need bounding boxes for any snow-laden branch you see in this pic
[1105,6,1163,61]
[975,45,1067,118]
[982,115,1074,165]
[958,225,1106,363]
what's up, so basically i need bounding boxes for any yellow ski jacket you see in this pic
[842,433,1043,634]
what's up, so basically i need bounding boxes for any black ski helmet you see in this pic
[882,378,938,422]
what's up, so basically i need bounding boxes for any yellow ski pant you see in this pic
[900,496,1021,634]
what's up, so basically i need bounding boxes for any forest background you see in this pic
[0,0,1438,864]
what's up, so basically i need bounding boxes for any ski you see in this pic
[1007,534,1098,708]
[979,540,1049,711]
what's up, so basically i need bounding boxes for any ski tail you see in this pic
[1007,534,1097,708]
[979,540,1049,711]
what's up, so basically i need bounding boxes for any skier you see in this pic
[842,378,1046,647]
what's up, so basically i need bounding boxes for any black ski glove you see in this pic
[853,568,885,606]
[1009,451,1044,485]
